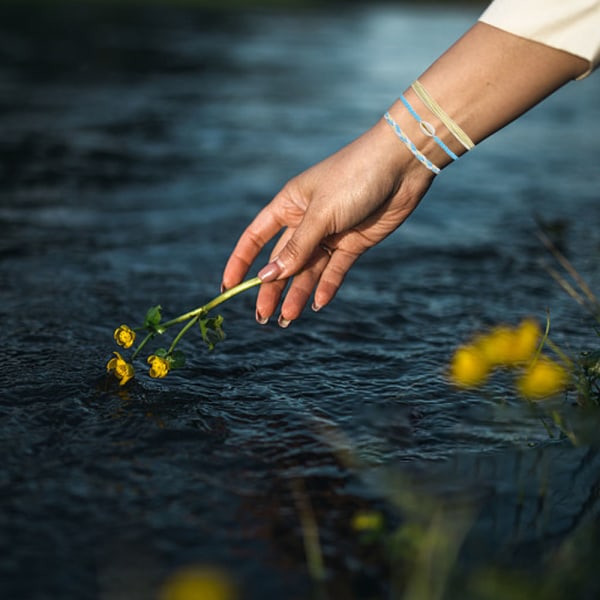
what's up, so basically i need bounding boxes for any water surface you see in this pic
[1,3,600,599]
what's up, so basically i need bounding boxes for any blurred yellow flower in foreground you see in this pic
[106,351,135,386]
[475,318,541,366]
[148,354,170,378]
[159,565,237,600]
[351,510,384,532]
[449,318,569,400]
[475,326,514,366]
[113,324,136,349]
[511,318,542,363]
[449,344,490,388]
[516,357,568,400]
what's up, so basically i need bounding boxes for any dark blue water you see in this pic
[2,3,600,599]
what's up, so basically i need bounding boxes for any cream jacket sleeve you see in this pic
[479,0,600,78]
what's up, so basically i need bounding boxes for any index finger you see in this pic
[221,203,288,290]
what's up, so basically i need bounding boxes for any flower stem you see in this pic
[534,309,573,369]
[131,331,155,360]
[168,315,200,354]
[544,337,574,369]
[160,277,262,329]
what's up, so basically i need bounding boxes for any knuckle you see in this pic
[245,227,269,253]
[280,238,303,265]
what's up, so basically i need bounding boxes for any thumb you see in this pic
[257,216,327,282]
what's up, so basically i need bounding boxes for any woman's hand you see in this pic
[221,116,435,326]
[222,18,590,327]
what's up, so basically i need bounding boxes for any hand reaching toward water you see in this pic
[221,118,435,327]
[222,17,593,327]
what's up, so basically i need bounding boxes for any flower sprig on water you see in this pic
[106,277,262,385]
[448,316,571,400]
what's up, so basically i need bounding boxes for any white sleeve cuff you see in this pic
[479,0,600,79]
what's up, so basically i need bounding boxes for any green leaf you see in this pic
[168,350,186,369]
[199,314,226,351]
[580,349,600,365]
[153,347,168,358]
[144,305,163,329]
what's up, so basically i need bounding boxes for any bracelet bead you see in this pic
[400,94,459,161]
[383,112,441,175]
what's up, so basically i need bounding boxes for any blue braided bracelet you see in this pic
[399,94,459,161]
[383,112,441,175]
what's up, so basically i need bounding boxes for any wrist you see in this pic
[362,115,435,207]
[383,95,464,174]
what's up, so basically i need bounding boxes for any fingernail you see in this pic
[278,315,291,328]
[257,258,283,282]
[311,301,321,312]
[256,310,269,325]
[220,282,226,294]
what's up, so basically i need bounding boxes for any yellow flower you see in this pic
[148,354,170,378]
[351,510,384,532]
[475,319,541,367]
[159,565,237,600]
[449,344,490,388]
[106,351,135,386]
[516,357,569,400]
[510,318,541,364]
[476,325,515,366]
[114,324,136,349]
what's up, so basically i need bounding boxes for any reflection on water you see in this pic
[1,2,600,599]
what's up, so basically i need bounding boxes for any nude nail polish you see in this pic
[278,315,291,328]
[258,259,282,282]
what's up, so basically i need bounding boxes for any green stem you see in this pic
[532,310,552,365]
[160,277,262,329]
[168,315,200,354]
[544,337,574,369]
[131,331,155,360]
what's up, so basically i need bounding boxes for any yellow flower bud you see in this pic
[509,318,542,364]
[148,355,170,379]
[159,565,237,600]
[476,326,515,366]
[351,510,384,532]
[106,351,135,386]
[114,324,136,349]
[449,344,490,388]
[475,319,541,367]
[516,357,569,400]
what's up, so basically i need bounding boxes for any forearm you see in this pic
[386,22,589,170]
